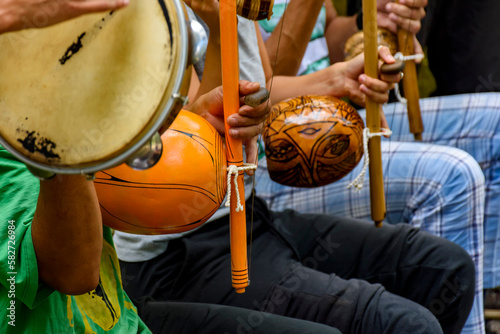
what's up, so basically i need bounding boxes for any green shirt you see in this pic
[0,146,151,333]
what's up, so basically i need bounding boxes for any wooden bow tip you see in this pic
[362,0,386,227]
[220,0,250,292]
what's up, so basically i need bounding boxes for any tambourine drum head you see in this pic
[344,27,398,61]
[94,110,227,235]
[263,95,364,188]
[0,0,187,171]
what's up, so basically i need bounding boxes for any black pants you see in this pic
[122,197,475,334]
[134,298,341,334]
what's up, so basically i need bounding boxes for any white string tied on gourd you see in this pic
[393,52,425,104]
[347,127,392,191]
[225,163,258,212]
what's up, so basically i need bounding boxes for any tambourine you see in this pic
[263,95,364,188]
[0,0,207,178]
[94,110,227,235]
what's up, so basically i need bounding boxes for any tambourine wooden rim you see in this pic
[0,0,190,175]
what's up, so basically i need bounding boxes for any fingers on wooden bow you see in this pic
[227,81,269,140]
[358,74,393,105]
[386,0,427,35]
[378,45,402,84]
[357,46,399,104]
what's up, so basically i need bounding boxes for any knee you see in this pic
[403,146,485,230]
[423,233,476,299]
[401,229,476,329]
[396,307,444,334]
[428,242,476,316]
[444,148,485,198]
[413,309,444,334]
[371,289,444,334]
[445,241,476,296]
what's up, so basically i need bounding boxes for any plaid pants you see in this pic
[255,92,496,334]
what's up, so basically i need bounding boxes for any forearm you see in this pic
[325,15,359,64]
[0,0,23,33]
[0,0,128,33]
[193,32,222,102]
[264,0,325,76]
[269,63,345,103]
[32,175,102,295]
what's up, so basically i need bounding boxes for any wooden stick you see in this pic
[396,0,424,141]
[362,0,385,227]
[219,0,249,293]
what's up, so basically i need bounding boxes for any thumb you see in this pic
[347,52,365,74]
[203,85,224,117]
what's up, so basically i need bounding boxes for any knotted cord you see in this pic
[353,0,422,226]
[248,0,289,286]
[225,163,258,212]
[347,127,392,190]
[393,52,424,105]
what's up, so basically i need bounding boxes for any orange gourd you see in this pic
[263,95,364,188]
[94,110,227,235]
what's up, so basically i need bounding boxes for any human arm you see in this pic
[32,175,102,295]
[259,0,360,72]
[256,22,400,107]
[186,80,269,171]
[377,0,427,58]
[324,0,359,64]
[183,1,270,169]
[0,0,128,33]
[0,0,126,299]
[262,0,326,76]
[378,0,427,35]
[187,66,201,104]
[261,0,426,71]
[183,0,223,99]
[269,56,398,106]
[327,0,428,64]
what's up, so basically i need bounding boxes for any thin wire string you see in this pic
[248,0,288,281]
[383,0,420,214]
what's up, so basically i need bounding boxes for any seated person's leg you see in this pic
[120,198,474,333]
[263,264,443,334]
[135,299,342,334]
[377,92,500,290]
[269,209,475,334]
[255,139,485,334]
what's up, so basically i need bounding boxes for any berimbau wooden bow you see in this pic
[219,0,249,293]
[362,0,386,227]
[395,0,424,141]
